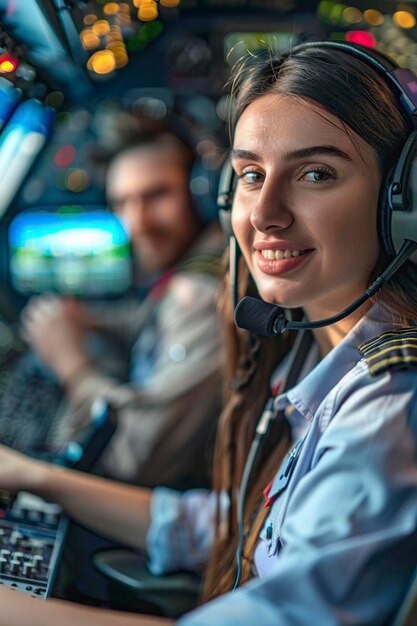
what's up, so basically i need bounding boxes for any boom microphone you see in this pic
[234,239,417,336]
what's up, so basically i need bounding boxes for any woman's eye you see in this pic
[240,170,263,185]
[301,168,335,183]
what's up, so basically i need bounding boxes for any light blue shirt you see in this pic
[148,304,417,625]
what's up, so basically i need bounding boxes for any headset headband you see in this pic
[291,41,417,116]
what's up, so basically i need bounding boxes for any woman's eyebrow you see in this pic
[230,146,353,162]
[230,148,258,160]
[283,145,353,161]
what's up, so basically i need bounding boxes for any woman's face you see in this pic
[231,94,382,321]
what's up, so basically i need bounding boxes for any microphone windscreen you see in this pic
[234,296,286,336]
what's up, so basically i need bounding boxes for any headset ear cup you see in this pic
[378,166,396,260]
[218,207,233,237]
[217,158,235,237]
[386,132,417,264]
[189,157,220,224]
[391,150,417,264]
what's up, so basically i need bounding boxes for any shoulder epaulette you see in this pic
[358,327,417,376]
[177,252,223,279]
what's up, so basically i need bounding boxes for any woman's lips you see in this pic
[255,248,314,275]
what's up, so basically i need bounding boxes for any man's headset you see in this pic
[152,109,222,225]
[189,149,222,225]
[217,40,417,336]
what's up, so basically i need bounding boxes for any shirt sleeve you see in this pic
[86,297,154,349]
[146,487,217,575]
[177,369,417,626]
[63,272,224,486]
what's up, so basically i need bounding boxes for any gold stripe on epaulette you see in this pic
[363,335,417,356]
[366,341,417,362]
[360,327,417,352]
[359,327,417,376]
[367,355,417,375]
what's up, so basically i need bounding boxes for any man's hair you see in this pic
[89,111,196,175]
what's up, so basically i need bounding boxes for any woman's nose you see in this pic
[250,179,294,233]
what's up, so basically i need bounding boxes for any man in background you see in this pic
[22,112,225,489]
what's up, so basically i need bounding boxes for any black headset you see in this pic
[188,151,222,225]
[217,41,417,335]
[154,109,222,225]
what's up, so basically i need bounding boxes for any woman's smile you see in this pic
[254,242,315,276]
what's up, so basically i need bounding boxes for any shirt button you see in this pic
[168,343,187,362]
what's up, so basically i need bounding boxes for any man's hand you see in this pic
[22,296,93,384]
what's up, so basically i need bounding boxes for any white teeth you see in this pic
[261,249,303,260]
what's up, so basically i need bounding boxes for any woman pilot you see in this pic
[1,41,417,625]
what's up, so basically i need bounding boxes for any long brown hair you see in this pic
[203,45,417,601]
[202,256,293,599]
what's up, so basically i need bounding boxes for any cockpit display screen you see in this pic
[8,207,132,297]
